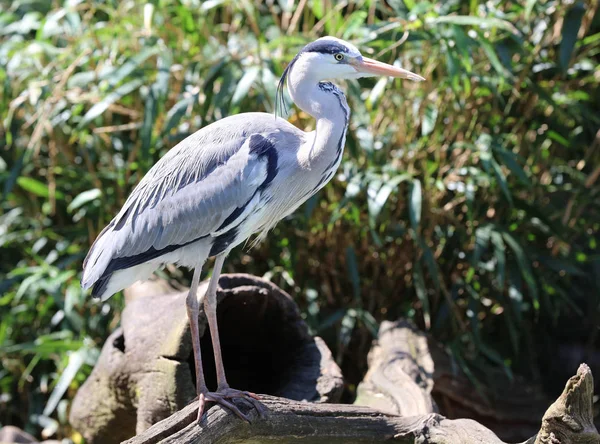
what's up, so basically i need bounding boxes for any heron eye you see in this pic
[334,53,344,61]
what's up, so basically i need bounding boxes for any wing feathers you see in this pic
[81,131,276,290]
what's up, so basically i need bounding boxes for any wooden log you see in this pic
[122,395,505,444]
[69,275,343,444]
[354,319,438,416]
[123,365,598,444]
[124,316,600,444]
[357,320,551,442]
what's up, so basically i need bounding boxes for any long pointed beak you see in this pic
[353,56,425,81]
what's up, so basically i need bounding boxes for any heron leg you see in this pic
[204,254,229,390]
[200,253,267,422]
[185,263,208,397]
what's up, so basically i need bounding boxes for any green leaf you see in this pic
[473,224,491,265]
[162,95,195,136]
[340,11,368,39]
[345,246,361,303]
[422,103,438,136]
[67,189,101,213]
[231,66,260,106]
[367,174,410,226]
[558,2,585,72]
[481,153,513,206]
[409,179,422,232]
[430,15,519,35]
[79,79,144,128]
[43,345,93,416]
[339,308,357,351]
[421,241,441,292]
[103,46,160,87]
[490,231,506,288]
[3,151,27,198]
[356,308,379,336]
[367,77,388,109]
[141,87,158,164]
[479,38,507,76]
[413,259,430,329]
[547,130,570,147]
[17,177,64,200]
[503,232,539,309]
[494,147,531,187]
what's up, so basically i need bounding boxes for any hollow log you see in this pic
[69,275,343,444]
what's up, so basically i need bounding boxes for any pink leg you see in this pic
[185,263,209,419]
[198,254,266,422]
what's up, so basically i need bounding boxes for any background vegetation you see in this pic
[1,0,599,440]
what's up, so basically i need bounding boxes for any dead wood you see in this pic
[124,318,599,444]
[69,275,343,444]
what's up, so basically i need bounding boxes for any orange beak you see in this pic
[353,56,425,81]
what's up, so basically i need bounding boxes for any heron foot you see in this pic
[197,388,266,423]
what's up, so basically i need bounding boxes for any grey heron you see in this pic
[81,36,424,422]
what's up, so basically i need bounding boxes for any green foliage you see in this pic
[1,0,599,439]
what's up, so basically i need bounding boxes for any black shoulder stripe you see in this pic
[249,134,278,191]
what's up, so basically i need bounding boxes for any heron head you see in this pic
[275,36,424,116]
[289,36,424,82]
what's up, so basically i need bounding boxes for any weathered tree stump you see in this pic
[69,275,343,444]
[357,320,551,441]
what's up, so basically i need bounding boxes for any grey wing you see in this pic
[81,132,278,290]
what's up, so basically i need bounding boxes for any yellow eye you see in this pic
[334,53,344,61]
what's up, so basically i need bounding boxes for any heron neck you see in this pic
[288,71,350,166]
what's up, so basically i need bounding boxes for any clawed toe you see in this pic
[196,389,266,423]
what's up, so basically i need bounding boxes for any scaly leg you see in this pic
[186,261,251,422]
[199,253,266,422]
[185,264,208,413]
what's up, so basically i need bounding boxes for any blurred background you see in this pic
[1,0,599,441]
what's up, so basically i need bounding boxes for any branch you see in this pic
[123,395,507,444]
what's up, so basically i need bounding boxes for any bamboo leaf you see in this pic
[413,259,430,329]
[17,177,64,200]
[409,179,422,232]
[231,66,260,106]
[345,246,361,303]
[67,189,101,213]
[558,2,585,72]
[103,46,160,87]
[503,232,539,310]
[494,147,531,187]
[79,79,144,127]
[430,15,519,35]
